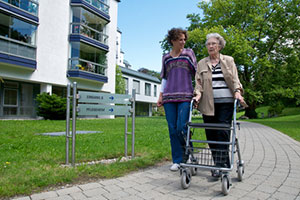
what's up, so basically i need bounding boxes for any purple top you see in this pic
[160,48,197,103]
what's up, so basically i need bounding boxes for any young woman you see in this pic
[157,28,197,171]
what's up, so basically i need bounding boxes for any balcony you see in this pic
[83,0,108,15]
[70,23,108,47]
[0,0,39,22]
[67,58,108,83]
[0,36,36,69]
[70,0,109,21]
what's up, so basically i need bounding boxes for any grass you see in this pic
[0,117,173,198]
[0,105,299,198]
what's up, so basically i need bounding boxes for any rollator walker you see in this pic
[179,99,244,195]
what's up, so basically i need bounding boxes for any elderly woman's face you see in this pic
[206,37,221,56]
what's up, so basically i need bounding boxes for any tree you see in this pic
[115,65,125,94]
[181,0,300,118]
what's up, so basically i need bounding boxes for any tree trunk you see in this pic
[244,102,257,119]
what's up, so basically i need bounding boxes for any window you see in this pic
[3,82,18,116]
[123,77,128,92]
[0,12,37,59]
[133,80,140,94]
[154,85,157,97]
[145,83,151,96]
[0,12,37,45]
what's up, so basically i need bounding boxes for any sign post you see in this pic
[65,84,136,166]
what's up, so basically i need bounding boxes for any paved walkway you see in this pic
[13,122,300,200]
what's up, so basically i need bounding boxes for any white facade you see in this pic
[120,66,161,116]
[0,0,120,118]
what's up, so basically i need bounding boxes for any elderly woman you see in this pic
[193,33,246,177]
[157,28,197,171]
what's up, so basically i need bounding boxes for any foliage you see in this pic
[35,93,68,120]
[169,0,300,118]
[268,102,285,117]
[152,106,165,116]
[115,65,126,94]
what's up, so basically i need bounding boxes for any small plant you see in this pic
[35,93,68,120]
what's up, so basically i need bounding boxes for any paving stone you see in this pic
[31,191,58,200]
[56,186,82,196]
[271,191,297,200]
[78,182,102,191]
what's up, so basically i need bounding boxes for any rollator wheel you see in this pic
[221,175,231,195]
[191,167,197,176]
[237,166,244,181]
[181,168,191,189]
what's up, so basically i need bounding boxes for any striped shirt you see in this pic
[160,48,197,103]
[212,63,234,103]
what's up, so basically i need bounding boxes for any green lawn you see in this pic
[0,117,173,198]
[0,107,299,198]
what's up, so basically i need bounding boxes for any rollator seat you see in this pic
[187,122,231,130]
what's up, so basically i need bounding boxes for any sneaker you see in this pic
[170,163,180,171]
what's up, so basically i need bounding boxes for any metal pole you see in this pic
[71,82,77,166]
[65,83,71,165]
[131,89,136,158]
[124,89,128,157]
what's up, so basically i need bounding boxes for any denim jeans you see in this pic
[203,103,234,167]
[163,102,190,164]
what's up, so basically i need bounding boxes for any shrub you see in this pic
[35,93,69,120]
[268,102,284,117]
[152,106,165,116]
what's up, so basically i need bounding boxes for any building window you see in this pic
[3,82,18,116]
[0,12,37,59]
[123,77,129,92]
[154,85,157,97]
[2,0,39,16]
[145,83,151,96]
[71,7,108,44]
[69,42,107,75]
[133,80,140,94]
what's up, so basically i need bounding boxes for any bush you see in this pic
[36,93,69,120]
[268,102,284,117]
[152,106,165,116]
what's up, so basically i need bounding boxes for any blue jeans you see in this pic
[163,102,190,164]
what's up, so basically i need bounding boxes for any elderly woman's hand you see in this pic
[234,91,248,108]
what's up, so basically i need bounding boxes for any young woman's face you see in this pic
[171,33,186,49]
[206,37,221,56]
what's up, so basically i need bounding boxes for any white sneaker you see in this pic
[170,163,180,171]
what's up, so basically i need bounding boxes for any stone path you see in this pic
[12,122,300,200]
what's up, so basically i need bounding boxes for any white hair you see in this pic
[206,33,226,50]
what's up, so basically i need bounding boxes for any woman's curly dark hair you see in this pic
[167,28,188,46]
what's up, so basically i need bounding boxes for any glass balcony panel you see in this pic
[0,36,36,59]
[69,58,107,76]
[71,23,108,45]
[83,0,109,14]
[1,0,39,16]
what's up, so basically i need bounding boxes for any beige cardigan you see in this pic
[194,54,243,116]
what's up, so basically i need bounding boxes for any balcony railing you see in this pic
[0,0,39,16]
[69,58,107,76]
[0,36,36,60]
[83,0,109,14]
[71,23,108,45]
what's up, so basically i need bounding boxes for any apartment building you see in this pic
[0,0,120,118]
[121,66,161,116]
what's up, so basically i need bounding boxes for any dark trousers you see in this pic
[203,103,234,167]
